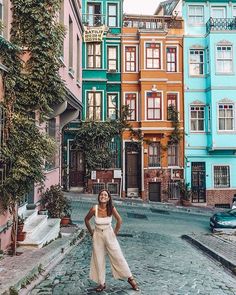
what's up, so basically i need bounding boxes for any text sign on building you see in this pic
[83,26,106,43]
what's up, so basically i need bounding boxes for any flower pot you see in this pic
[18,224,24,233]
[182,199,191,207]
[17,231,26,242]
[61,216,71,226]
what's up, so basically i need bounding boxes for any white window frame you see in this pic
[189,49,205,76]
[190,105,205,132]
[233,6,236,17]
[218,103,235,132]
[144,41,163,70]
[87,91,102,121]
[213,165,230,188]
[107,46,117,71]
[123,44,139,73]
[107,92,119,120]
[124,92,138,121]
[166,46,178,72]
[211,6,226,18]
[188,5,204,24]
[107,3,118,27]
[216,45,233,74]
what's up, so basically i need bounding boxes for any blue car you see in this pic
[210,209,236,229]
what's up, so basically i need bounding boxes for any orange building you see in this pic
[121,15,184,202]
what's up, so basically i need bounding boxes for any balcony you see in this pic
[82,14,106,27]
[206,17,236,33]
[123,15,182,31]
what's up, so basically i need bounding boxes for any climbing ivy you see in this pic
[0,0,65,254]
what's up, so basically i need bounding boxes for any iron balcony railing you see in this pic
[123,15,182,30]
[82,14,106,27]
[206,17,236,33]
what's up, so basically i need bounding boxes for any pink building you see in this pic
[0,0,83,251]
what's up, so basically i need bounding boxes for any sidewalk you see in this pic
[0,226,86,295]
[182,232,236,275]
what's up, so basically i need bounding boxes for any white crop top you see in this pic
[94,204,112,226]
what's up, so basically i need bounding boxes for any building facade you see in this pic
[80,0,123,195]
[183,0,236,207]
[121,14,184,201]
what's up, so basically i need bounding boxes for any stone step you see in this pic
[23,214,48,235]
[18,218,61,248]
[23,210,38,225]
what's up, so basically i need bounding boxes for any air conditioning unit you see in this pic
[127,188,139,198]
[170,168,183,180]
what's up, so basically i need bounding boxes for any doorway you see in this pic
[69,148,85,187]
[191,162,206,203]
[149,182,161,202]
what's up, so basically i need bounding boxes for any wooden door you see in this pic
[69,150,84,187]
[149,182,161,202]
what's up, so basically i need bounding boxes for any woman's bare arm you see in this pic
[84,207,95,236]
[112,207,122,235]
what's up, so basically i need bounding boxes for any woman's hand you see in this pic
[90,229,94,237]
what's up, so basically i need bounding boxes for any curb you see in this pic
[1,228,86,295]
[182,234,236,275]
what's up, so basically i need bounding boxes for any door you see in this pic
[125,143,141,197]
[191,162,206,203]
[69,149,85,187]
[149,182,161,202]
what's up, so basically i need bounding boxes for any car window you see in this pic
[229,209,236,216]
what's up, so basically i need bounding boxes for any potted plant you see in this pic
[17,215,26,241]
[41,184,71,225]
[179,181,192,206]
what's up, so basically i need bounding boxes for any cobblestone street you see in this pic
[30,200,236,295]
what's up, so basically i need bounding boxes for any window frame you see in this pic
[218,103,235,132]
[148,142,161,168]
[233,6,236,17]
[107,46,117,71]
[189,49,205,76]
[107,93,118,120]
[211,6,226,18]
[146,92,162,121]
[87,43,102,69]
[216,45,233,74]
[213,165,230,188]
[145,43,161,70]
[87,91,102,120]
[107,3,118,27]
[167,93,178,121]
[166,47,177,72]
[190,105,205,132]
[168,143,179,167]
[125,46,137,72]
[125,93,137,121]
[188,5,204,24]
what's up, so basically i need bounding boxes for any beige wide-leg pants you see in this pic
[89,225,132,285]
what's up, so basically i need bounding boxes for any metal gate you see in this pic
[149,182,161,202]
[191,162,206,203]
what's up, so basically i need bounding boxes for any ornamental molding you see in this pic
[190,100,205,105]
[218,98,234,103]
[217,40,233,46]
[191,44,205,49]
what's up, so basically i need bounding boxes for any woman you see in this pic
[84,189,139,292]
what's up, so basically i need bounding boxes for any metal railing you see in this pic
[82,14,106,27]
[123,16,182,30]
[206,17,236,33]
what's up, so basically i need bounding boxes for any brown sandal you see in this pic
[128,277,140,291]
[95,283,106,292]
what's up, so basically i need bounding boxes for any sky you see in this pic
[123,0,161,15]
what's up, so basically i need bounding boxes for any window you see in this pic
[214,166,230,188]
[125,93,136,121]
[125,47,136,72]
[108,47,117,71]
[167,93,177,120]
[147,92,161,120]
[188,5,204,24]
[88,3,101,27]
[109,138,119,168]
[218,104,234,131]
[211,7,226,18]
[76,36,80,81]
[148,143,161,167]
[189,49,204,75]
[168,143,178,166]
[45,118,56,170]
[87,43,102,68]
[216,46,233,74]
[206,48,210,74]
[190,106,205,131]
[233,6,236,17]
[87,92,102,120]
[69,16,73,69]
[108,4,117,27]
[166,47,177,72]
[107,93,118,119]
[146,43,161,69]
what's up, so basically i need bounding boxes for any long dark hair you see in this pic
[98,189,113,216]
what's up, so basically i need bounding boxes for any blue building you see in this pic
[183,0,236,207]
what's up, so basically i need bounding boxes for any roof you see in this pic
[155,0,179,16]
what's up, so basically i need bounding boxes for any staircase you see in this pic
[18,211,61,248]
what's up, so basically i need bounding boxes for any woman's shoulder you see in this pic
[90,205,97,213]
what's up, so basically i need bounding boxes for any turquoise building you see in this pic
[183,0,236,206]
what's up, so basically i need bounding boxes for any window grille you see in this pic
[93,183,105,194]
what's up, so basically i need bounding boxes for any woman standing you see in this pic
[84,189,139,292]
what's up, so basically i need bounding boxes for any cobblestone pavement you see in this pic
[30,201,236,295]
